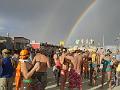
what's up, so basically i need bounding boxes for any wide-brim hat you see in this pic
[2,49,10,54]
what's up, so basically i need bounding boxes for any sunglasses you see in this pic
[4,52,10,54]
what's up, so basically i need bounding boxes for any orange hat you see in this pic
[20,49,29,56]
[20,49,30,59]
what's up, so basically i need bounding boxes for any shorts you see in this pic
[34,72,47,89]
[68,69,82,88]
[21,79,42,90]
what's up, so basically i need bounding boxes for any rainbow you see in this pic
[65,0,96,45]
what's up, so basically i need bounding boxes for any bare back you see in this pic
[32,53,50,72]
[73,53,82,73]
[60,53,70,71]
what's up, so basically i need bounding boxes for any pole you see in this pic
[103,35,105,49]
[7,33,9,37]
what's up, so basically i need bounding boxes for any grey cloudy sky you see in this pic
[67,0,120,46]
[0,0,120,46]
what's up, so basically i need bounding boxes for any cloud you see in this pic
[0,27,5,30]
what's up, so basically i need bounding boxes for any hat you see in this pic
[20,49,29,56]
[2,49,10,54]
[20,49,30,59]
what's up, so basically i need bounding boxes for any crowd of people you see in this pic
[52,48,120,90]
[0,46,120,90]
[0,47,51,90]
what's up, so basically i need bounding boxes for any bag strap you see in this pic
[15,61,21,90]
[11,58,17,69]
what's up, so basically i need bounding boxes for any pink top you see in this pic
[55,60,61,69]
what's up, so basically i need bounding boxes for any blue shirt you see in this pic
[102,59,112,72]
[0,57,14,78]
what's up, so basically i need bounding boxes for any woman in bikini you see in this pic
[15,49,41,90]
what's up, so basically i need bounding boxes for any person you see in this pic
[0,49,15,90]
[0,51,2,59]
[66,50,82,90]
[32,49,50,90]
[15,49,41,90]
[59,50,71,90]
[12,50,20,67]
[89,50,98,86]
[0,51,2,76]
[101,53,112,89]
[92,64,100,86]
[24,46,35,61]
[99,48,105,64]
[115,49,120,86]
[53,51,62,86]
[115,49,120,61]
[82,51,89,79]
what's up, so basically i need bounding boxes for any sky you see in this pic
[66,0,120,46]
[0,0,120,46]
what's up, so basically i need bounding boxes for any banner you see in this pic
[60,41,65,46]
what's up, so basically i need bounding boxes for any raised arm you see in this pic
[32,56,36,65]
[21,62,40,79]
[46,57,51,68]
[60,53,66,64]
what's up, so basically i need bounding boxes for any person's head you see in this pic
[112,55,116,60]
[62,48,67,53]
[55,49,59,54]
[116,49,120,54]
[92,49,96,54]
[36,49,41,53]
[55,50,62,58]
[89,57,92,63]
[2,49,10,58]
[69,51,75,56]
[74,50,79,53]
[105,53,110,58]
[19,49,30,59]
[97,64,100,68]
[12,50,20,58]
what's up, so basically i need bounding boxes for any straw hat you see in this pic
[2,49,10,54]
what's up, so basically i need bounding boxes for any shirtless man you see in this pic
[99,48,105,64]
[60,50,70,90]
[32,49,50,90]
[66,50,83,90]
[83,51,89,79]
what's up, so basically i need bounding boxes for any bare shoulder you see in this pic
[78,54,82,61]
[20,62,27,71]
[44,55,49,60]
[41,54,49,61]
